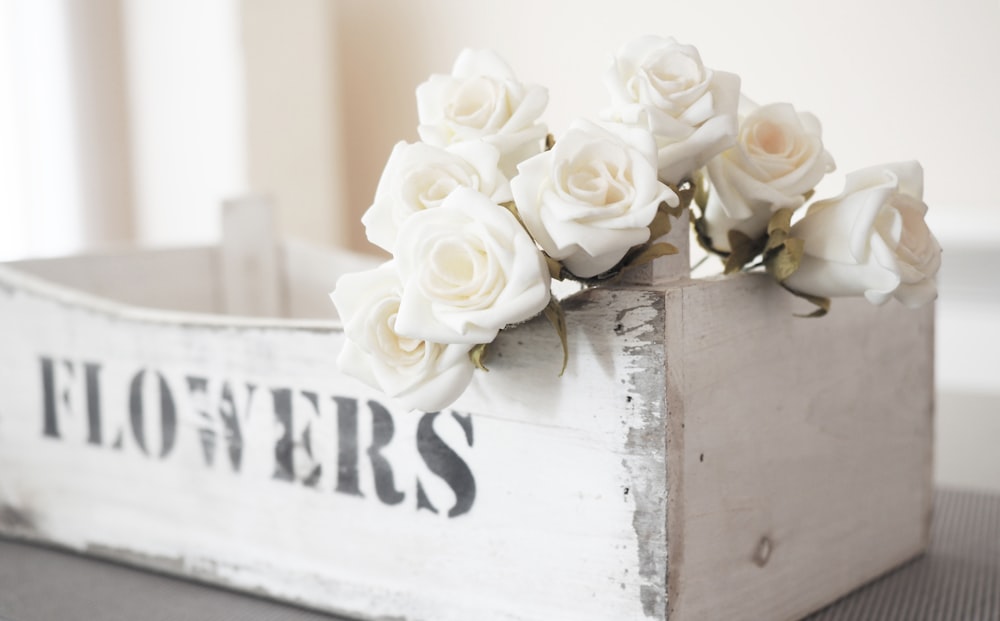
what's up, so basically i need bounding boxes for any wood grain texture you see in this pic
[664,274,934,621]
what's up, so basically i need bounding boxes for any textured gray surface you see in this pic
[0,488,996,620]
[807,487,1000,620]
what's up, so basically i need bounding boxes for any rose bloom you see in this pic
[417,49,549,178]
[331,262,475,412]
[362,140,512,252]
[510,119,676,278]
[603,35,740,186]
[784,161,941,308]
[702,101,835,251]
[393,187,551,345]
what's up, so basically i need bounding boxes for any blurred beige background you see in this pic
[0,0,997,490]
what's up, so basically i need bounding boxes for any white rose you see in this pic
[362,140,512,252]
[393,187,551,345]
[416,49,549,178]
[602,35,740,186]
[702,101,835,251]
[784,161,942,308]
[510,119,677,278]
[331,262,475,412]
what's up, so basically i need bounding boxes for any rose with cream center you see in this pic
[331,262,475,412]
[511,119,676,278]
[393,187,551,345]
[362,140,512,252]
[702,101,835,251]
[603,35,741,185]
[784,161,941,308]
[417,49,549,178]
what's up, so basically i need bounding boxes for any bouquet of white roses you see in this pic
[332,36,942,412]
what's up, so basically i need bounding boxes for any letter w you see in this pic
[186,377,257,472]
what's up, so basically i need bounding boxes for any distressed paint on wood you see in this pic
[0,233,934,620]
[0,265,669,621]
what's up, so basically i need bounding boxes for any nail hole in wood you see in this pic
[753,536,773,567]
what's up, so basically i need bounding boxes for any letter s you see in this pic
[416,411,475,518]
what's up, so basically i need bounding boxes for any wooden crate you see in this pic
[0,200,933,621]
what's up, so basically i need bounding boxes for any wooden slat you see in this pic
[9,246,219,314]
[664,274,934,620]
[280,238,380,320]
[220,196,284,317]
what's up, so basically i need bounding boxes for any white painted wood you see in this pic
[280,238,380,320]
[0,254,933,620]
[0,265,666,621]
[9,246,219,314]
[662,275,934,620]
[220,196,283,317]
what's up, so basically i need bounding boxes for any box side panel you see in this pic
[0,271,668,621]
[665,274,934,621]
[9,246,220,314]
[279,239,380,321]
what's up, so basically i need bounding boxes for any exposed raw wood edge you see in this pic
[0,264,337,332]
[663,286,686,621]
[9,245,220,314]
[221,196,285,317]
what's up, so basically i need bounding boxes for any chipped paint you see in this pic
[615,290,670,619]
[0,263,679,621]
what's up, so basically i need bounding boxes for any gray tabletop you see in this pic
[1,488,997,621]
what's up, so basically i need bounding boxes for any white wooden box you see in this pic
[0,202,933,621]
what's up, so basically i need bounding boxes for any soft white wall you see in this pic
[122,0,248,246]
[0,0,83,259]
[241,0,348,248]
[333,0,1000,249]
[121,0,346,249]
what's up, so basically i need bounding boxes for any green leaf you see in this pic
[724,229,766,274]
[544,254,565,280]
[781,285,831,318]
[469,343,490,372]
[646,205,674,242]
[767,207,794,236]
[542,296,569,376]
[627,242,678,269]
[767,237,804,283]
